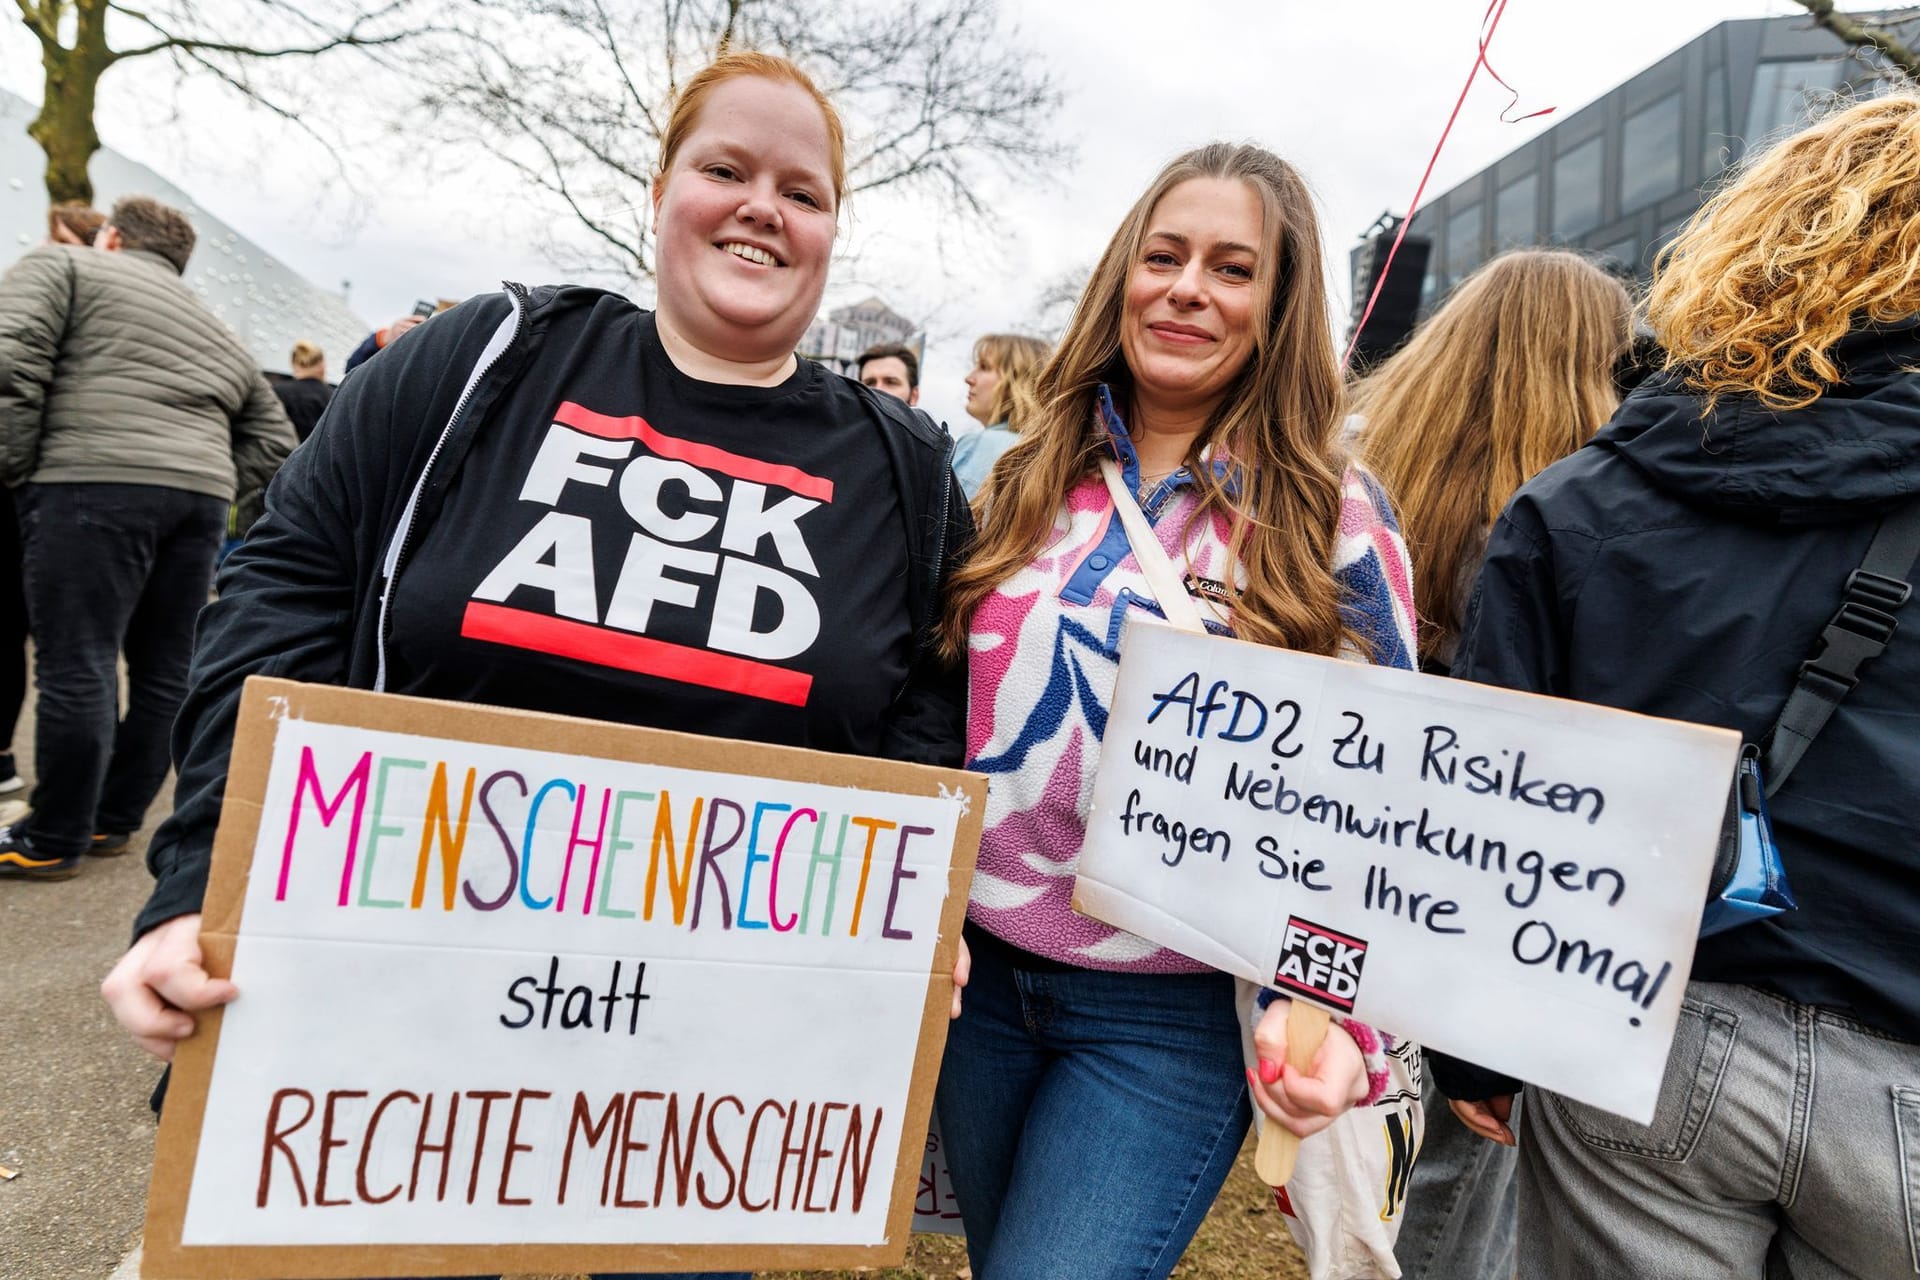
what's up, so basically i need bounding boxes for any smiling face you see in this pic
[650,75,838,368]
[963,359,1002,425]
[1120,176,1266,420]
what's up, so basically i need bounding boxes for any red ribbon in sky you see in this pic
[1342,0,1554,370]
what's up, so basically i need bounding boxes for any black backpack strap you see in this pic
[1760,499,1920,793]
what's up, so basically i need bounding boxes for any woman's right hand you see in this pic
[101,913,238,1062]
[1248,998,1369,1139]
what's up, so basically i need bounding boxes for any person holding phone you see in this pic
[343,301,441,375]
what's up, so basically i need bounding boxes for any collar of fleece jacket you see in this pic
[1090,381,1417,669]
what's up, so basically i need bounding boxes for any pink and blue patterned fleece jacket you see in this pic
[965,387,1419,976]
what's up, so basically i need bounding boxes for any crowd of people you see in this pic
[0,43,1913,1280]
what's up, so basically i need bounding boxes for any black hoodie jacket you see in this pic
[1433,319,1920,1100]
[134,285,972,939]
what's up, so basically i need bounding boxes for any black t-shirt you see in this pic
[272,377,334,443]
[386,310,915,753]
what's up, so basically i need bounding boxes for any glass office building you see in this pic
[1354,12,1917,322]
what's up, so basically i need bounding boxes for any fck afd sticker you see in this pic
[1272,915,1368,1012]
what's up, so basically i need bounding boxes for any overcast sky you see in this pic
[1,0,1815,425]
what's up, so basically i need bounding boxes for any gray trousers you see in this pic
[1396,1071,1517,1280]
[1518,981,1920,1280]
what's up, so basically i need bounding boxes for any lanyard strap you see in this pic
[1097,457,1211,637]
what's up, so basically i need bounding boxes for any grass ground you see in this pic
[515,1134,1309,1280]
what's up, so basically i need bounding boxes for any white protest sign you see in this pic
[145,678,983,1279]
[1073,621,1739,1124]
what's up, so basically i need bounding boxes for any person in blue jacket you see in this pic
[951,332,1049,499]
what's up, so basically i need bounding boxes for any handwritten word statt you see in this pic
[1074,621,1738,1125]
[146,679,983,1279]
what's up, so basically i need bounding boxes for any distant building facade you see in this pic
[1351,11,1917,341]
[800,296,925,378]
[0,88,367,374]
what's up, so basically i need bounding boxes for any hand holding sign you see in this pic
[142,678,985,1279]
[1250,1000,1330,1183]
[102,912,237,1062]
[1074,619,1738,1126]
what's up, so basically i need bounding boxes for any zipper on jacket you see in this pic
[374,282,530,691]
[918,433,956,659]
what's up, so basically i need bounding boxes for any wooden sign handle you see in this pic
[1253,1000,1332,1186]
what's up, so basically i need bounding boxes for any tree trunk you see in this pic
[27,0,113,206]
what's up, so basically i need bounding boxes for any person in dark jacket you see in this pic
[99,51,969,1280]
[271,339,334,443]
[0,194,294,879]
[1355,249,1632,1280]
[223,341,337,565]
[1435,95,1920,1280]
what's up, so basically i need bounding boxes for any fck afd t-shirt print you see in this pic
[385,310,916,755]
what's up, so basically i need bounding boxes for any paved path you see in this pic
[0,688,170,1280]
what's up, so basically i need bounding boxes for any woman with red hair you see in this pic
[100,50,969,1280]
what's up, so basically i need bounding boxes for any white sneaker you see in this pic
[0,773,21,795]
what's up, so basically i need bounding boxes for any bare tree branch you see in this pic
[15,0,464,203]
[109,27,420,63]
[419,0,1070,286]
[1791,0,1920,79]
[14,0,59,48]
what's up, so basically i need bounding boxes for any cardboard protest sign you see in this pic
[145,677,984,1278]
[1074,621,1739,1124]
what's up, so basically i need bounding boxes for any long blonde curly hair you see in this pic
[1649,93,1920,411]
[939,142,1356,663]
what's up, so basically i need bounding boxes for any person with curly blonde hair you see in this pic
[1434,94,1920,1279]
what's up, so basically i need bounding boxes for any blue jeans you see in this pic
[1394,1057,1517,1280]
[934,930,1250,1279]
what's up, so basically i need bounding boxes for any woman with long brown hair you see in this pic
[1352,248,1631,1280]
[933,142,1417,1278]
[952,332,1050,498]
[1436,95,1920,1279]
[1358,249,1632,675]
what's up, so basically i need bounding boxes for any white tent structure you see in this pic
[0,88,367,375]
